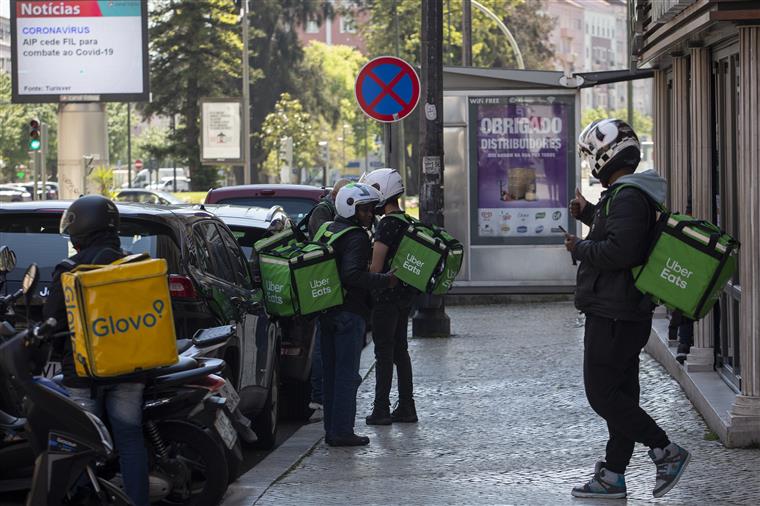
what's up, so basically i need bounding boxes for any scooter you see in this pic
[0,264,132,505]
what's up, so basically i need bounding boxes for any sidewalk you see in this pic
[253,303,760,505]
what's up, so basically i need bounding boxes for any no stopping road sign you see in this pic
[355,56,420,123]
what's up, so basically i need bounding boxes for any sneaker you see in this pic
[326,433,370,447]
[308,403,323,423]
[649,442,691,498]
[391,400,418,423]
[571,461,627,499]
[366,404,392,426]
[675,344,690,365]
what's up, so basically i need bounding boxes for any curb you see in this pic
[222,343,376,506]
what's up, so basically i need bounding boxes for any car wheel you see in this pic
[253,357,280,450]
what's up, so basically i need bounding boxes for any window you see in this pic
[218,225,253,289]
[305,19,319,34]
[340,15,356,34]
[218,196,317,223]
[193,222,236,284]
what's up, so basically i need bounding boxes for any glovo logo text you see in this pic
[310,278,332,299]
[91,300,166,337]
[403,253,424,276]
[64,286,77,328]
[660,257,693,289]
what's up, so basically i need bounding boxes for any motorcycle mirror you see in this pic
[22,264,40,296]
[0,246,17,273]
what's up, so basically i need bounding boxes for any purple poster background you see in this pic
[475,97,571,209]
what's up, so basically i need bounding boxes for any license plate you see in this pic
[214,410,237,450]
[42,361,62,379]
[219,381,241,412]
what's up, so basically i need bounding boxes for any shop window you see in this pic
[713,47,742,391]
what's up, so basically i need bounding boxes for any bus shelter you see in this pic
[442,67,651,294]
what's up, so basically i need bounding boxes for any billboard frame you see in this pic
[10,0,150,103]
[200,97,244,165]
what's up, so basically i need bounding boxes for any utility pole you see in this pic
[127,103,132,188]
[242,0,253,184]
[626,0,635,128]
[414,0,450,337]
[462,0,472,66]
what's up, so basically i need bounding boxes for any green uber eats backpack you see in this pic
[384,214,464,294]
[605,184,739,321]
[253,222,358,317]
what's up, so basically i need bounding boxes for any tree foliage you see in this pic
[144,0,241,190]
[259,93,317,181]
[0,73,58,182]
[581,107,653,139]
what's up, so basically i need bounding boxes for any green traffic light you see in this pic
[29,139,41,151]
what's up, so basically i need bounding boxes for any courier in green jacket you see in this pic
[565,119,690,500]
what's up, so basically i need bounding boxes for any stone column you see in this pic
[730,25,760,446]
[669,56,690,213]
[653,70,669,181]
[687,47,714,371]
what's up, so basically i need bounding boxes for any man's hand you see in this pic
[569,187,588,219]
[564,233,579,252]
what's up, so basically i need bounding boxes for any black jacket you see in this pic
[322,217,391,320]
[42,233,124,388]
[307,198,336,239]
[573,185,657,321]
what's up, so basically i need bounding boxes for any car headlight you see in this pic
[84,411,114,454]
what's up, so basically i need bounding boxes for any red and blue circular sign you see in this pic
[355,56,421,123]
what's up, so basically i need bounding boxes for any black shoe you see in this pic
[366,404,392,426]
[676,343,690,365]
[391,400,418,423]
[327,433,370,447]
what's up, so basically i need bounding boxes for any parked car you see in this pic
[204,184,328,224]
[0,185,31,202]
[0,201,281,448]
[9,183,58,200]
[148,176,191,192]
[114,188,185,205]
[204,204,317,420]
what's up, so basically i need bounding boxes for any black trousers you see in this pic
[584,314,670,474]
[371,300,413,407]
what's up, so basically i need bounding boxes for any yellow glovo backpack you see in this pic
[61,253,178,378]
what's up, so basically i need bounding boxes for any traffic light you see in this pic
[278,137,293,167]
[29,118,41,151]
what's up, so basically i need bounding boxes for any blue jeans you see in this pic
[319,311,365,438]
[310,322,323,404]
[68,383,149,506]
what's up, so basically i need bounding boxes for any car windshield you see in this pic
[0,214,181,292]
[218,197,316,223]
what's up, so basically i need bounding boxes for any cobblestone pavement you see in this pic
[257,302,760,505]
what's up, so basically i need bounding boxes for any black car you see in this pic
[0,201,281,447]
[204,204,318,419]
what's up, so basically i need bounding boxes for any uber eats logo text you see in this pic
[310,278,332,299]
[265,280,284,305]
[91,300,166,337]
[403,253,425,276]
[660,258,693,289]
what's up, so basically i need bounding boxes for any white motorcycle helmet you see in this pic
[578,119,641,184]
[359,168,404,206]
[335,182,382,220]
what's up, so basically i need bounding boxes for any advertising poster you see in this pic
[469,95,575,244]
[201,99,242,163]
[11,0,148,102]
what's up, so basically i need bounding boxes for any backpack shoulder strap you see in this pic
[325,225,361,245]
[313,221,333,243]
[604,184,667,216]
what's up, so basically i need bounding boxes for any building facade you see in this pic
[0,15,11,74]
[297,2,367,53]
[633,0,760,446]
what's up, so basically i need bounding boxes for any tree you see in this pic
[143,0,242,190]
[259,93,317,181]
[248,1,333,181]
[0,73,58,182]
[581,107,653,139]
[360,0,556,194]
[133,125,172,165]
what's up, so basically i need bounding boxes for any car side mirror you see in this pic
[0,246,17,273]
[22,264,40,304]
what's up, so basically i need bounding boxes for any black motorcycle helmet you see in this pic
[60,195,120,238]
